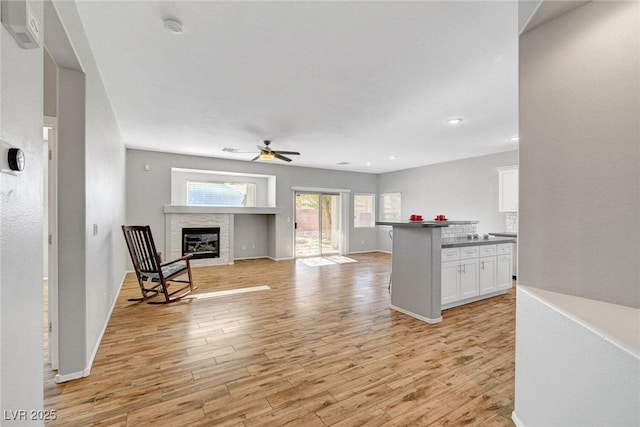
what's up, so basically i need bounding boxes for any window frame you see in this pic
[379,192,402,222]
[353,193,376,228]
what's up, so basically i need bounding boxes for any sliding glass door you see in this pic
[295,192,340,258]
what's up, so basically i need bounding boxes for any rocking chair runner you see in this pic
[122,225,197,304]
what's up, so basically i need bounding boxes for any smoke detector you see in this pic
[163,18,183,34]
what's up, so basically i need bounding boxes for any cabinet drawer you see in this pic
[441,247,460,261]
[497,244,512,255]
[460,246,479,260]
[479,244,497,257]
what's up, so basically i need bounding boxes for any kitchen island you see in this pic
[376,220,449,323]
[377,220,516,323]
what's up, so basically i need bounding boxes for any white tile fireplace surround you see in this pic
[164,206,280,267]
[167,213,232,267]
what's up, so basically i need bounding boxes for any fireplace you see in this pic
[182,227,220,259]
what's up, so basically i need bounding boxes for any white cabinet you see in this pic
[479,256,497,294]
[498,166,519,212]
[460,258,479,299]
[442,243,512,307]
[441,246,479,304]
[496,243,513,290]
[441,260,461,305]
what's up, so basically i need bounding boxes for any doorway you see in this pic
[295,192,341,258]
[43,117,58,370]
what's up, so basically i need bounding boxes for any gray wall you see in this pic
[52,0,128,376]
[0,0,127,403]
[377,150,519,252]
[126,149,379,259]
[0,0,45,416]
[519,0,639,308]
[235,215,269,259]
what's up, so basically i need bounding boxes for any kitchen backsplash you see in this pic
[506,212,518,233]
[441,222,478,243]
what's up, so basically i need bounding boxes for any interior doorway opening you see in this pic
[43,117,58,371]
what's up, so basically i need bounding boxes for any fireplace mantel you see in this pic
[164,206,281,267]
[164,205,281,215]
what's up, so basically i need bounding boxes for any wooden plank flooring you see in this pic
[44,252,515,426]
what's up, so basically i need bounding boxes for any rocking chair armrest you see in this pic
[160,254,193,267]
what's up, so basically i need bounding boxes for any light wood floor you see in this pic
[44,252,515,426]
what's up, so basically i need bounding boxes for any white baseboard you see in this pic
[441,289,508,310]
[88,271,126,369]
[511,411,525,426]
[233,256,268,261]
[56,270,127,383]
[54,370,84,383]
[390,304,442,324]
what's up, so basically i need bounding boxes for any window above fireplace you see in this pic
[171,167,276,207]
[187,181,256,207]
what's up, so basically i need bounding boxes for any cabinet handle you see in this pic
[481,261,484,270]
[462,264,466,274]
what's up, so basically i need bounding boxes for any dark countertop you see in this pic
[376,220,449,228]
[375,220,479,228]
[489,232,517,238]
[442,236,517,248]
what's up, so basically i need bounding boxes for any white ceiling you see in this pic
[74,1,519,173]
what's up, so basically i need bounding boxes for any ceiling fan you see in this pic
[251,140,300,162]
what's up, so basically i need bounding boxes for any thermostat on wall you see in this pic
[1,140,25,175]
[1,0,41,49]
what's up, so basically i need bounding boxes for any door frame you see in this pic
[44,115,59,370]
[291,186,350,258]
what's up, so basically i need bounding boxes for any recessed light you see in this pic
[365,162,372,166]
[163,18,183,34]
[447,118,463,125]
[509,136,520,142]
[389,155,397,160]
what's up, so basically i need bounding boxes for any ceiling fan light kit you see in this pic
[251,140,300,163]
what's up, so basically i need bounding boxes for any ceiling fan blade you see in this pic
[273,150,300,155]
[274,153,292,162]
[250,155,260,161]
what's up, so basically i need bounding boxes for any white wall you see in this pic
[0,0,127,407]
[514,286,639,427]
[377,150,519,251]
[515,1,640,425]
[50,0,127,379]
[126,149,379,259]
[519,0,639,308]
[0,0,45,420]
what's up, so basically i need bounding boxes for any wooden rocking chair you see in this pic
[122,225,197,304]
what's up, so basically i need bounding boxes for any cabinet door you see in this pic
[441,260,460,304]
[460,258,479,299]
[479,256,497,295]
[497,254,513,290]
[499,167,519,212]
